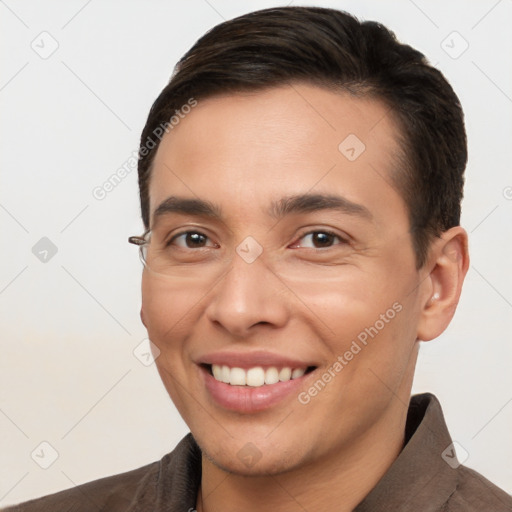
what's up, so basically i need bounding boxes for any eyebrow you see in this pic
[153,196,222,225]
[268,193,372,220]
[152,193,372,225]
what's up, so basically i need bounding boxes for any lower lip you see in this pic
[200,366,313,413]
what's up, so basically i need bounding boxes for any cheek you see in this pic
[141,275,203,413]
[290,263,418,373]
[287,268,405,335]
[141,274,202,344]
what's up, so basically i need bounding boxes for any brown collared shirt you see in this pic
[2,393,511,511]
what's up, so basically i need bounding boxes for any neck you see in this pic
[196,397,409,512]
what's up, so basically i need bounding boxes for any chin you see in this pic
[200,437,307,477]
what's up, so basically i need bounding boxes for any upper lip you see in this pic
[197,350,318,369]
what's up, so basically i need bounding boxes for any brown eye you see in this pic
[170,231,214,248]
[311,232,336,247]
[294,230,346,249]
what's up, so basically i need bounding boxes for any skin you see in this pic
[140,83,469,511]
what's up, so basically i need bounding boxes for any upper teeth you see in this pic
[211,364,307,387]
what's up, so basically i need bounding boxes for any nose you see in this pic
[205,251,290,338]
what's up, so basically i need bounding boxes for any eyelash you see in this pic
[167,229,348,250]
[292,229,348,249]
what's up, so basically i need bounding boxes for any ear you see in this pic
[416,226,469,341]
[140,307,147,328]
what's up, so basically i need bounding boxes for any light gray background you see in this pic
[1,0,511,505]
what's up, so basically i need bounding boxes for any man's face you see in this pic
[141,84,429,475]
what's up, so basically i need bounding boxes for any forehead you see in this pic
[148,83,407,228]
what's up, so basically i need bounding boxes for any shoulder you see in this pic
[445,465,512,512]
[0,459,161,512]
[1,433,201,512]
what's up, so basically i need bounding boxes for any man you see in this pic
[4,6,511,511]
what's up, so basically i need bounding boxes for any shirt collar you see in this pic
[354,393,459,511]
[154,393,458,511]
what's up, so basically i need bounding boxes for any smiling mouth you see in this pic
[202,363,317,387]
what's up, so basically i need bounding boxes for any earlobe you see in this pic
[416,226,469,342]
[140,307,147,328]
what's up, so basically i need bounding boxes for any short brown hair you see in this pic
[137,6,467,268]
